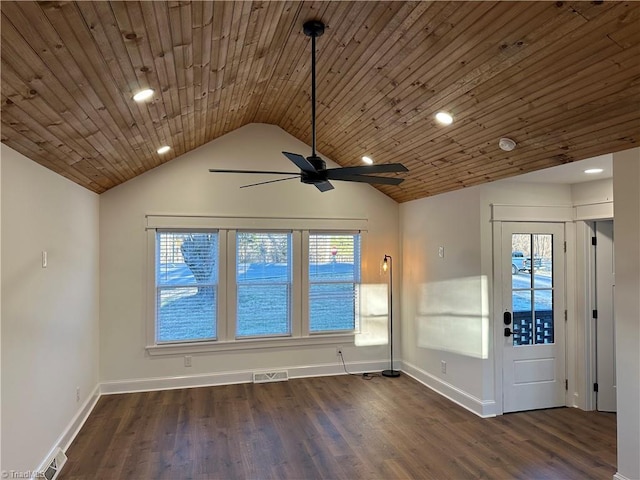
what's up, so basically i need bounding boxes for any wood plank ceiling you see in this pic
[1,1,639,203]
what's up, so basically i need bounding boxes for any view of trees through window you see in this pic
[156,232,218,343]
[236,232,291,337]
[154,229,361,344]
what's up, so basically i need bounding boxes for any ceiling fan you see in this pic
[209,20,408,192]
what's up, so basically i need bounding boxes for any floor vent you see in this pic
[253,370,288,383]
[43,448,67,480]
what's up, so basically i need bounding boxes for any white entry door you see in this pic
[501,222,566,413]
[595,220,616,412]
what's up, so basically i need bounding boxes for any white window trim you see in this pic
[145,215,366,355]
[305,231,362,334]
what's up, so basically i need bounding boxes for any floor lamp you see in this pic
[382,254,400,377]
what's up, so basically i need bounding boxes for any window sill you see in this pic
[146,333,355,356]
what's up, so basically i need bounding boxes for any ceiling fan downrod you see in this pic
[303,20,325,163]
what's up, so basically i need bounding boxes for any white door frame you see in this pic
[500,222,567,412]
[576,218,616,411]
[491,204,574,415]
[573,199,614,411]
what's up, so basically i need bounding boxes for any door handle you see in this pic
[504,327,513,337]
[503,311,512,325]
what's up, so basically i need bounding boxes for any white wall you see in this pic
[400,185,489,413]
[0,145,100,472]
[571,178,613,206]
[99,123,400,384]
[612,148,640,480]
[400,179,573,415]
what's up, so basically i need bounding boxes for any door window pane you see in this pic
[511,233,554,346]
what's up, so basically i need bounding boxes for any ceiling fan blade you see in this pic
[327,173,405,185]
[326,163,409,176]
[282,152,318,173]
[314,181,334,192]
[209,168,298,175]
[240,176,300,189]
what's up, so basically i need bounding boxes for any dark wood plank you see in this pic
[59,375,617,480]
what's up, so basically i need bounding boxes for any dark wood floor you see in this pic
[60,374,616,479]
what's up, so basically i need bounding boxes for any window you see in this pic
[308,233,361,333]
[236,232,292,338]
[155,231,218,343]
[147,216,366,353]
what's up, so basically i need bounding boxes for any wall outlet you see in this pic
[441,360,447,374]
[76,387,80,402]
[335,346,343,357]
[438,246,445,258]
[184,355,192,367]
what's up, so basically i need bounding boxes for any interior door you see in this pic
[502,222,566,413]
[595,220,616,412]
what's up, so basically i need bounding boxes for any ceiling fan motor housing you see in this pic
[301,155,327,184]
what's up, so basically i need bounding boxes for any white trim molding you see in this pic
[146,214,369,232]
[146,333,356,356]
[100,360,388,395]
[33,384,100,476]
[574,201,613,220]
[491,204,573,222]
[402,361,497,418]
[613,473,633,480]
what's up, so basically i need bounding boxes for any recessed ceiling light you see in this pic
[133,88,154,102]
[435,111,453,125]
[584,168,604,174]
[362,156,373,165]
[157,145,171,154]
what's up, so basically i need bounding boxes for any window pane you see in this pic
[237,284,290,337]
[157,286,216,342]
[511,232,555,347]
[236,232,291,337]
[512,234,532,288]
[513,290,532,346]
[156,232,218,343]
[310,283,357,331]
[309,234,360,332]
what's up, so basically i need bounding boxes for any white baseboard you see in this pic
[34,383,100,476]
[402,361,497,418]
[100,359,389,395]
[613,473,633,480]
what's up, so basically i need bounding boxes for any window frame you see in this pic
[304,231,362,335]
[145,215,366,356]
[154,229,220,344]
[233,230,294,339]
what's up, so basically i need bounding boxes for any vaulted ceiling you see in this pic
[1,1,639,203]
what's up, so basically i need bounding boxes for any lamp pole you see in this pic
[382,254,400,377]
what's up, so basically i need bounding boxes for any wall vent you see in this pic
[43,448,67,480]
[253,370,288,384]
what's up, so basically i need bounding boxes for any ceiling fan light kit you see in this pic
[208,20,408,192]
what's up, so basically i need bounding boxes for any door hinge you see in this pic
[564,310,568,322]
[591,236,597,246]
[565,379,568,391]
[564,241,567,252]
[594,383,599,392]
[593,309,598,319]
